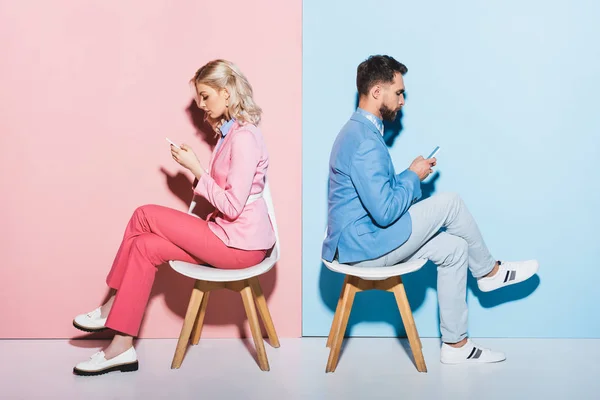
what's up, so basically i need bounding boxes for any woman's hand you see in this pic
[171,144,204,178]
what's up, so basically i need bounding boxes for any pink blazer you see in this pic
[194,121,276,251]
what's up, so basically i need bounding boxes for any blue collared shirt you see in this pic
[216,119,235,150]
[356,108,384,136]
[220,119,235,137]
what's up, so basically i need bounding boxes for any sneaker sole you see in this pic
[441,357,506,364]
[440,356,506,365]
[72,320,108,333]
[73,361,139,376]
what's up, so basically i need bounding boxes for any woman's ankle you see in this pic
[100,295,115,318]
[104,335,134,359]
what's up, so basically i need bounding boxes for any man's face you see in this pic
[379,72,405,121]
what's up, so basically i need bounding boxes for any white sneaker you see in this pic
[73,347,138,376]
[440,339,506,364]
[477,260,539,293]
[73,307,107,333]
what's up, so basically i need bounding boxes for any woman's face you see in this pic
[194,83,229,120]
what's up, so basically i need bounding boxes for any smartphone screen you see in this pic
[165,137,181,150]
[427,146,440,159]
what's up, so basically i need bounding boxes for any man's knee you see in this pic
[437,234,468,266]
[435,192,463,206]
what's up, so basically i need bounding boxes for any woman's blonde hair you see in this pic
[191,60,262,130]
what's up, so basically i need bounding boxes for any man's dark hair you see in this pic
[356,55,407,96]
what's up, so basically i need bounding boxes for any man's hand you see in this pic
[409,156,437,181]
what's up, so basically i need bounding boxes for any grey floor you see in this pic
[2,338,599,399]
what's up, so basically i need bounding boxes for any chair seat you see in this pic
[322,258,427,280]
[169,255,276,282]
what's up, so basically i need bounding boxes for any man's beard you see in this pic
[380,104,398,121]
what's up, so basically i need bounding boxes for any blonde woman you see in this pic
[72,60,276,376]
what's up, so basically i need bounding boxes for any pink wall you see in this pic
[0,0,301,338]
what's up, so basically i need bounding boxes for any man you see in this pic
[322,55,539,364]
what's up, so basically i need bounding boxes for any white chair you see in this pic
[169,180,280,371]
[322,253,428,373]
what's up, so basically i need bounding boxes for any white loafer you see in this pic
[73,307,107,333]
[73,347,138,376]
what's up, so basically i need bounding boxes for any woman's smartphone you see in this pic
[165,137,181,150]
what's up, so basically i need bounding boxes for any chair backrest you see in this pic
[261,179,280,263]
[188,178,280,263]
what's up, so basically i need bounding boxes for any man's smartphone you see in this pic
[427,146,440,159]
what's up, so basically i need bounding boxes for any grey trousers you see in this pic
[350,192,496,343]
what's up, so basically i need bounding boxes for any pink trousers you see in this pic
[104,205,267,336]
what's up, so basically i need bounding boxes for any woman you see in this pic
[72,60,276,376]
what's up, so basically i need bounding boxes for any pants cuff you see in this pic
[441,333,467,344]
[105,319,139,337]
[106,277,119,290]
[472,259,497,279]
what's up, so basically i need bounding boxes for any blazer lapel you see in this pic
[208,121,240,176]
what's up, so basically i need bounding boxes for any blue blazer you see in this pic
[322,112,422,263]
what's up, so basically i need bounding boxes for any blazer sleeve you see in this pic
[194,130,260,220]
[395,169,423,203]
[349,138,421,227]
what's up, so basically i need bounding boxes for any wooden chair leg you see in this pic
[171,281,206,369]
[190,291,210,345]
[249,277,280,348]
[240,284,270,371]
[326,277,357,373]
[390,277,427,373]
[327,275,349,348]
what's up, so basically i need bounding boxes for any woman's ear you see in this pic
[221,87,230,100]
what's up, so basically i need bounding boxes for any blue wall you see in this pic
[302,0,600,337]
